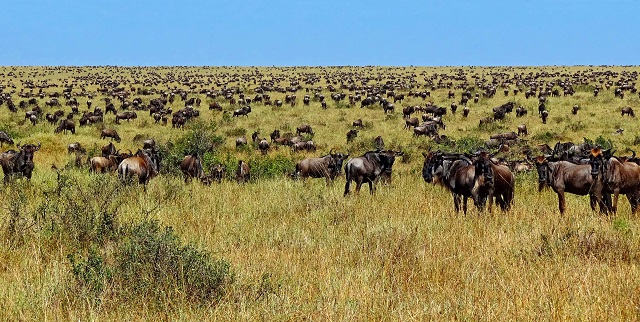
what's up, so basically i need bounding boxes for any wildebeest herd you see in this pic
[1,66,640,214]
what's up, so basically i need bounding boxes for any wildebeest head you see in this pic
[588,148,608,178]
[422,151,442,183]
[534,155,553,191]
[473,151,494,184]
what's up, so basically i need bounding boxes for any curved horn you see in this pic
[16,142,21,148]
[36,142,41,150]
[631,149,637,159]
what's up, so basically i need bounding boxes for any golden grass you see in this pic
[0,66,639,320]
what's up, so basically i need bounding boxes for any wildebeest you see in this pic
[180,154,205,183]
[210,164,225,183]
[490,132,518,141]
[346,129,358,143]
[236,136,247,147]
[402,106,415,118]
[572,105,580,115]
[343,150,399,196]
[296,124,314,136]
[422,151,476,214]
[622,107,635,117]
[373,136,385,149]
[89,155,119,173]
[294,150,349,184]
[118,148,160,187]
[352,119,363,128]
[0,142,40,182]
[517,124,528,136]
[462,106,470,117]
[541,110,549,124]
[143,139,156,150]
[0,131,14,147]
[67,142,85,154]
[233,106,251,117]
[534,154,609,214]
[515,107,527,117]
[209,102,223,110]
[101,142,118,158]
[471,152,515,212]
[236,160,250,183]
[258,138,270,155]
[404,117,419,129]
[54,119,76,134]
[588,148,640,214]
[115,111,137,124]
[101,129,121,142]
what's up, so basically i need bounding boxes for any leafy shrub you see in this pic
[157,120,224,175]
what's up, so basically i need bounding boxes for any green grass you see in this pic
[0,66,640,320]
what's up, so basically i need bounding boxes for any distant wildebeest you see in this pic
[101,129,121,142]
[0,131,14,147]
[209,102,223,111]
[236,136,247,147]
[67,142,85,154]
[0,142,40,182]
[346,129,358,143]
[296,124,314,136]
[352,119,363,128]
[404,117,419,129]
[517,124,528,136]
[541,110,549,124]
[258,138,270,155]
[143,139,156,150]
[294,150,349,184]
[236,160,250,183]
[343,150,400,196]
[402,106,415,118]
[180,154,205,183]
[515,107,527,117]
[572,105,580,115]
[233,106,251,117]
[89,155,119,173]
[115,111,137,124]
[622,107,635,117]
[373,136,385,149]
[462,106,470,117]
[118,149,160,187]
[54,119,76,134]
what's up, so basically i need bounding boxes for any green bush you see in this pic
[157,120,224,175]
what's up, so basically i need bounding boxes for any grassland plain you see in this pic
[0,66,640,320]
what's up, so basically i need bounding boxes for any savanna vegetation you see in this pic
[1,66,640,320]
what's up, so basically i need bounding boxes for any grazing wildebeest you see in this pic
[534,155,609,214]
[236,160,250,183]
[404,117,419,129]
[422,151,476,214]
[115,111,137,124]
[101,129,121,142]
[236,136,247,147]
[462,106,470,117]
[471,152,515,212]
[490,132,518,141]
[346,129,358,143]
[296,124,314,136]
[180,154,205,183]
[0,142,40,182]
[258,138,270,155]
[270,129,281,142]
[54,119,76,134]
[233,106,251,117]
[517,124,528,136]
[541,110,549,124]
[294,150,349,184]
[209,102,223,110]
[352,119,363,128]
[143,139,156,150]
[572,105,580,115]
[0,131,14,147]
[622,107,635,117]
[402,106,415,118]
[373,136,384,149]
[589,148,640,214]
[67,142,85,154]
[343,150,399,196]
[251,131,260,143]
[118,149,160,187]
[515,107,527,117]
[89,155,119,173]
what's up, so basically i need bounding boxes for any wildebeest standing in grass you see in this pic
[180,154,205,183]
[588,148,640,214]
[55,119,75,134]
[118,149,160,188]
[422,151,476,214]
[258,138,270,155]
[1,142,40,183]
[471,151,515,212]
[89,155,119,173]
[343,150,398,196]
[294,150,349,184]
[0,131,14,147]
[101,128,121,142]
[621,107,635,117]
[236,160,250,183]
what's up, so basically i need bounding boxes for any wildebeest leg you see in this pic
[453,193,461,213]
[612,189,620,214]
[557,191,566,214]
[368,181,374,194]
[343,179,351,196]
[463,196,468,215]
[589,195,597,211]
[355,179,363,193]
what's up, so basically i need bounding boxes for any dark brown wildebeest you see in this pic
[45,113,59,125]
[352,119,363,128]
[374,136,384,149]
[462,106,470,117]
[321,100,327,109]
[101,142,118,158]
[471,151,515,212]
[413,122,438,137]
[211,164,225,183]
[402,106,415,119]
[346,129,358,143]
[589,148,640,214]
[450,102,458,114]
[405,117,419,129]
[143,139,156,150]
[270,129,280,142]
[621,106,635,117]
[115,111,137,124]
[291,141,308,153]
[236,136,247,147]
[572,105,580,115]
[296,124,314,136]
[541,110,549,124]
[517,124,528,136]
[538,103,546,115]
[233,106,251,117]
[118,149,160,187]
[258,138,270,155]
[236,160,250,183]
[294,150,349,184]
[0,142,40,182]
[67,142,85,154]
[534,155,609,214]
[89,155,119,173]
[515,107,527,117]
[209,102,223,111]
[251,131,260,143]
[101,129,121,142]
[180,154,205,183]
[422,151,476,214]
[343,150,399,196]
[0,131,14,147]
[55,119,76,134]
[382,101,394,114]
[490,132,518,141]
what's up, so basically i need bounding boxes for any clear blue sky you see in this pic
[2,0,637,66]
